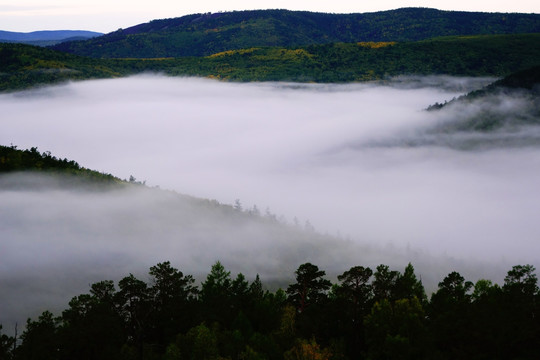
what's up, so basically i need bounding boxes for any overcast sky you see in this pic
[1,0,539,32]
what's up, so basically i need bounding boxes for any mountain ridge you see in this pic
[0,30,102,46]
[422,65,540,141]
[51,8,540,58]
[428,65,540,110]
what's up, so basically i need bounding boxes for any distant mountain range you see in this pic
[51,8,540,58]
[0,30,102,46]
[1,8,540,91]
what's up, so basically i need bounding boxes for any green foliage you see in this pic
[172,34,540,82]
[149,261,198,306]
[7,262,540,360]
[394,263,427,303]
[372,265,400,302]
[61,284,124,360]
[0,42,134,92]
[2,33,540,91]
[15,311,60,360]
[364,297,427,360]
[52,9,540,58]
[426,65,540,136]
[186,324,219,360]
[0,325,15,360]
[148,262,198,348]
[0,144,124,187]
[490,64,540,90]
[336,265,373,312]
[431,271,473,306]
[0,145,80,172]
[286,263,331,313]
[0,144,537,360]
[284,338,332,360]
[199,261,233,325]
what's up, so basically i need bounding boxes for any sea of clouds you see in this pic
[1,75,539,330]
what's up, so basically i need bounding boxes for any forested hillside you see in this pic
[424,65,540,134]
[487,64,540,90]
[2,8,539,91]
[0,145,124,187]
[429,64,540,107]
[0,43,137,91]
[1,261,538,360]
[1,147,539,360]
[51,8,540,58]
[2,34,540,91]
[166,34,540,82]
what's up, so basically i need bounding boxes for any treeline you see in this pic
[51,8,540,58]
[2,34,540,91]
[1,261,539,360]
[174,34,540,82]
[426,65,540,127]
[0,43,136,92]
[0,145,122,186]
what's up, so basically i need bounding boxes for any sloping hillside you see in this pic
[488,65,540,90]
[429,65,540,110]
[0,145,428,334]
[168,34,540,82]
[51,8,540,58]
[0,42,136,91]
[3,34,540,91]
[0,145,122,187]
[417,66,540,148]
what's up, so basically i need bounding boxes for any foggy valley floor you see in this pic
[1,75,540,329]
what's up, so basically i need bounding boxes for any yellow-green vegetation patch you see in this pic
[208,48,261,58]
[357,42,397,48]
[253,48,313,61]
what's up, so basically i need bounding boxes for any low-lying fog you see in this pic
[1,75,540,329]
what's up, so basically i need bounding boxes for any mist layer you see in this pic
[2,76,539,261]
[1,75,539,327]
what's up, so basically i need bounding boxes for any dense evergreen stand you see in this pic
[2,260,538,360]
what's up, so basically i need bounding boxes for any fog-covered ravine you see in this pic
[1,75,540,328]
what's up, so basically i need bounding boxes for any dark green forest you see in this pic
[0,43,136,92]
[2,8,540,358]
[425,65,540,133]
[0,145,124,187]
[1,261,538,360]
[2,8,540,91]
[51,8,540,58]
[170,34,540,82]
[2,147,540,359]
[2,33,540,91]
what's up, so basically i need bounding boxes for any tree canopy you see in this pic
[4,261,540,360]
